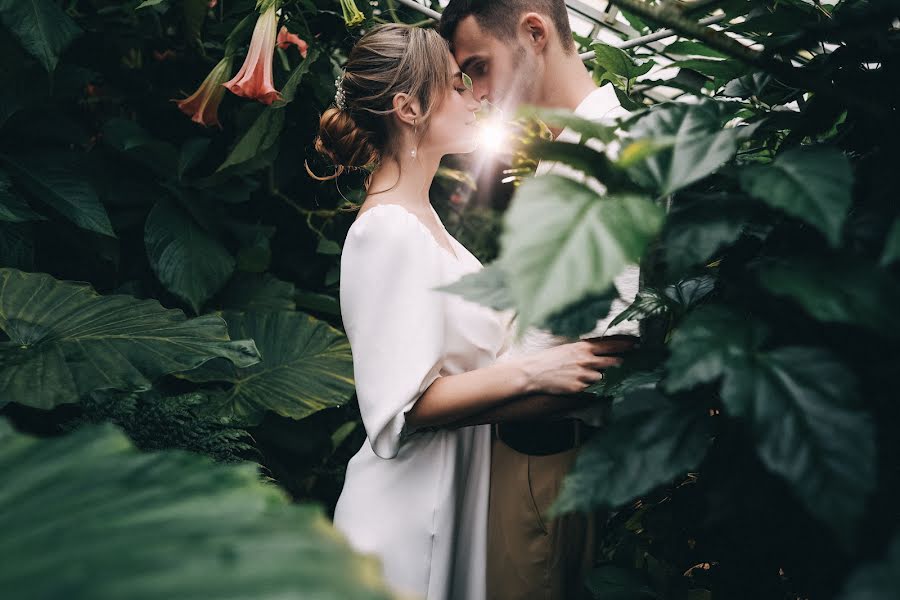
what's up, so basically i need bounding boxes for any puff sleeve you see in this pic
[339,205,447,459]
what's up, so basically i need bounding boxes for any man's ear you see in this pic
[520,12,549,54]
[392,92,421,126]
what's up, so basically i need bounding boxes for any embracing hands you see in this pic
[517,335,639,395]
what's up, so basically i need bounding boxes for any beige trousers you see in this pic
[486,436,602,600]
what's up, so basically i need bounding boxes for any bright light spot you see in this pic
[477,119,509,155]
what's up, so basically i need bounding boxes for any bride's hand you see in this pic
[516,335,638,395]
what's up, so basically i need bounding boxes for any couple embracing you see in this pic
[313,2,640,598]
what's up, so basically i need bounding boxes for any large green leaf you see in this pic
[0,171,43,223]
[551,395,712,516]
[0,0,82,72]
[0,152,115,237]
[500,175,663,333]
[665,306,876,538]
[0,268,260,410]
[626,100,747,196]
[216,107,285,173]
[663,305,767,393]
[662,193,754,277]
[721,345,876,538]
[145,199,236,314]
[176,310,355,425]
[758,257,900,338]
[0,418,396,600]
[739,146,852,246]
[838,533,900,600]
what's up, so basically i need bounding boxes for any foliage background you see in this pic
[0,0,898,598]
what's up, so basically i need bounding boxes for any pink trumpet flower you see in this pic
[223,2,282,105]
[173,56,233,128]
[277,26,308,59]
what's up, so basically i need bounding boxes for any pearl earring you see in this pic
[411,118,418,159]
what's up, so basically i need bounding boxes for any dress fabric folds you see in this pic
[333,203,512,600]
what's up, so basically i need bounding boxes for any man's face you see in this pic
[450,15,539,114]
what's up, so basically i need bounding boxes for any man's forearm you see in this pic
[444,392,600,429]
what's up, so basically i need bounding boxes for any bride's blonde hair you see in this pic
[308,24,453,183]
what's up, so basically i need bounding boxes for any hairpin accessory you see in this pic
[334,72,347,110]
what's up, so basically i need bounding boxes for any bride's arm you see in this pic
[441,392,602,429]
[405,343,622,430]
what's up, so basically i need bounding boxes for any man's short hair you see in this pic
[439,0,575,53]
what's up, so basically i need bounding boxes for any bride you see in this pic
[310,23,626,600]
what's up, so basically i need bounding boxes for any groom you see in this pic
[440,2,639,599]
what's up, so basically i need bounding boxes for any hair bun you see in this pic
[310,107,379,180]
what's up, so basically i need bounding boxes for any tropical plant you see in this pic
[445,1,900,598]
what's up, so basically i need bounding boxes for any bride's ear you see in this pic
[392,92,421,127]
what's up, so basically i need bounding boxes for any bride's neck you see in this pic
[366,150,440,210]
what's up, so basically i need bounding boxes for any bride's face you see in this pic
[419,53,482,157]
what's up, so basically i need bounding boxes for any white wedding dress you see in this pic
[333,202,511,600]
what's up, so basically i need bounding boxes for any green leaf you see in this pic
[662,193,754,277]
[551,397,712,515]
[177,138,210,179]
[671,58,750,86]
[436,262,515,311]
[592,43,654,80]
[880,218,900,266]
[722,72,773,98]
[145,199,235,314]
[0,171,43,223]
[837,533,900,600]
[758,257,900,338]
[0,0,82,72]
[102,118,180,180]
[0,418,396,600]
[500,175,664,332]
[527,139,623,184]
[218,272,297,311]
[516,106,618,144]
[273,48,320,107]
[0,152,115,237]
[627,100,746,196]
[175,310,355,425]
[462,71,473,91]
[0,268,260,410]
[216,107,285,173]
[183,0,207,52]
[721,346,875,539]
[739,146,852,246]
[665,306,876,537]
[542,291,617,339]
[663,305,768,393]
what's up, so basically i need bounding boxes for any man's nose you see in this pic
[474,81,490,103]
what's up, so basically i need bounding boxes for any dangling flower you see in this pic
[339,0,365,27]
[173,56,233,128]
[277,25,308,59]
[223,2,282,105]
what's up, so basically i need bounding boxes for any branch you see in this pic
[606,0,888,119]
